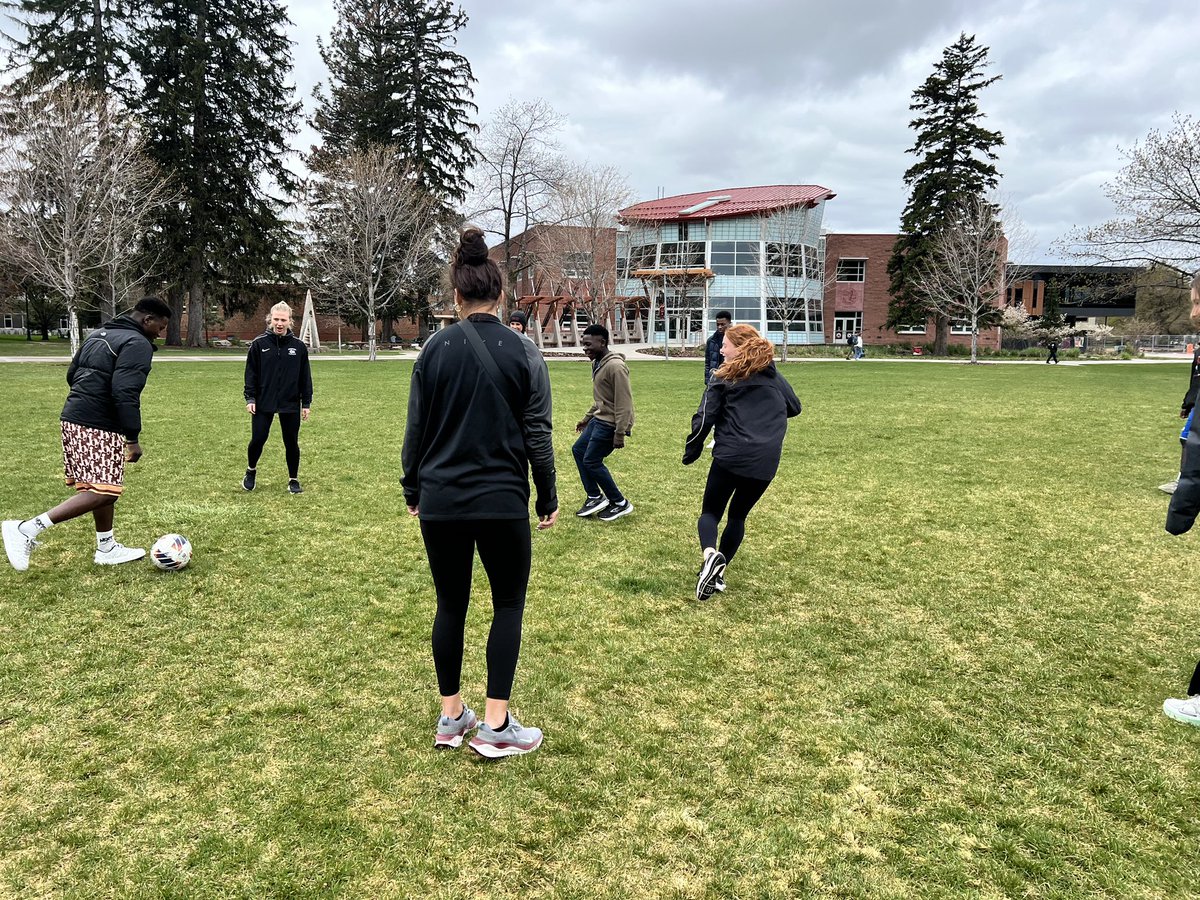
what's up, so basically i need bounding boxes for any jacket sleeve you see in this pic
[300,346,313,408]
[776,373,802,418]
[683,382,723,464]
[112,340,153,441]
[611,360,634,436]
[400,359,425,507]
[521,339,557,516]
[1184,354,1200,411]
[244,343,259,403]
[66,348,80,387]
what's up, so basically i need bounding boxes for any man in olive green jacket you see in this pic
[573,324,634,522]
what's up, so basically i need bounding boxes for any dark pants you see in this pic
[698,460,772,564]
[248,411,301,478]
[421,518,531,701]
[1047,347,1058,363]
[572,419,624,503]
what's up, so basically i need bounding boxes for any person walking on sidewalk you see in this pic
[574,324,635,522]
[242,301,313,494]
[3,297,172,571]
[402,226,558,758]
[683,324,802,601]
[1046,339,1059,364]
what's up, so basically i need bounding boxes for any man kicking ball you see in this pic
[3,297,172,571]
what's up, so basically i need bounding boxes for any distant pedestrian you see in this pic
[683,324,801,601]
[508,309,528,334]
[242,301,313,494]
[1046,339,1059,364]
[705,310,732,384]
[853,333,865,360]
[574,324,635,522]
[3,297,172,571]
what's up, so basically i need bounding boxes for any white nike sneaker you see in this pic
[94,543,146,565]
[3,519,37,571]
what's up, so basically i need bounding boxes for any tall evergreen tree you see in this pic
[311,0,477,206]
[129,0,301,346]
[886,32,1004,354]
[4,0,132,94]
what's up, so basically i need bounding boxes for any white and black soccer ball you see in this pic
[151,533,192,570]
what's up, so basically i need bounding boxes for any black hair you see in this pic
[582,323,609,343]
[450,226,503,303]
[134,296,172,318]
[715,310,732,322]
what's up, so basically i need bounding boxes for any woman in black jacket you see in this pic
[683,325,801,601]
[402,227,558,758]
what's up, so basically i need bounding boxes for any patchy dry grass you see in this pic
[1,357,1198,898]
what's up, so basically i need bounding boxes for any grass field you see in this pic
[1,358,1198,898]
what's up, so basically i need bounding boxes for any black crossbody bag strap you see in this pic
[459,318,523,422]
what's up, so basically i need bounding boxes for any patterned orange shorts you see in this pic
[61,421,125,496]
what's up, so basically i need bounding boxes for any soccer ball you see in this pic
[151,533,192,570]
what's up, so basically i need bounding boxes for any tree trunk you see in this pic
[187,254,205,348]
[970,320,979,363]
[934,315,949,355]
[68,304,81,358]
[166,284,184,346]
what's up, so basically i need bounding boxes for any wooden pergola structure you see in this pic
[630,266,714,348]
[512,295,649,349]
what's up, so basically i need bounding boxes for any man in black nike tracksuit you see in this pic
[242,302,313,494]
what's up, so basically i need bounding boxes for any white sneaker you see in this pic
[2,519,37,571]
[1163,696,1200,727]
[1159,480,1179,494]
[94,543,146,565]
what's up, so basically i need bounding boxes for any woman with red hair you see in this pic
[683,324,801,600]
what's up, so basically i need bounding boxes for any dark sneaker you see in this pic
[597,499,633,522]
[695,551,726,601]
[434,705,479,749]
[241,469,256,491]
[469,714,543,759]
[288,479,303,494]
[575,495,609,517]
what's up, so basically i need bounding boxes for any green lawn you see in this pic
[1,359,1197,898]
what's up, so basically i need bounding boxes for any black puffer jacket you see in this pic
[402,314,556,520]
[61,314,157,440]
[705,331,724,384]
[683,363,802,481]
[244,330,313,414]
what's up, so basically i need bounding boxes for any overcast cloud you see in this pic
[7,1,1198,260]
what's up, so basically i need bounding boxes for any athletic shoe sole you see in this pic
[468,734,543,759]
[94,547,146,565]
[1163,701,1200,727]
[2,520,32,571]
[598,502,634,522]
[696,551,726,601]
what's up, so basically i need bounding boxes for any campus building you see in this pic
[616,185,834,346]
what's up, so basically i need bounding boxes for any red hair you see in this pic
[713,324,774,381]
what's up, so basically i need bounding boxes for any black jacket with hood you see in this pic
[683,362,802,481]
[705,330,725,384]
[60,314,157,441]
[243,329,313,414]
[401,314,557,520]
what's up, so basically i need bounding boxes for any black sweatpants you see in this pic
[247,411,301,477]
[698,460,772,564]
[420,518,531,701]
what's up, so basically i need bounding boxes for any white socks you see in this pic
[19,514,52,538]
[96,530,115,550]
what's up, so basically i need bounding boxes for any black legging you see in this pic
[420,518,531,701]
[698,460,772,564]
[247,411,301,478]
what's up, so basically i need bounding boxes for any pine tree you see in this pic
[887,32,1004,354]
[129,0,301,346]
[311,0,477,206]
[4,0,132,94]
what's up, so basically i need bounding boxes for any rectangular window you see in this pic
[562,252,592,279]
[836,258,866,282]
[2,315,12,328]
[950,320,971,334]
[896,323,927,334]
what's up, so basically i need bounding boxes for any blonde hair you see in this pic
[265,301,293,324]
[713,324,775,381]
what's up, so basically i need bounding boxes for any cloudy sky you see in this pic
[282,0,1200,260]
